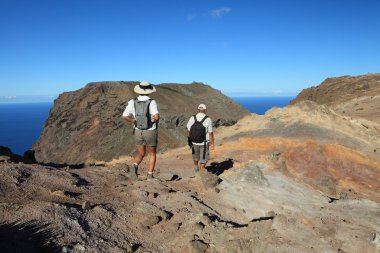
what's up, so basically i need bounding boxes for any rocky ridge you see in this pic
[291,73,380,123]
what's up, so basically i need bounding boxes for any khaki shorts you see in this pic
[192,143,210,164]
[134,129,158,147]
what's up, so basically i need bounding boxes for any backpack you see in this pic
[134,98,152,130]
[189,115,208,143]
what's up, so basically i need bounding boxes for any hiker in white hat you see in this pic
[186,103,214,172]
[122,81,159,180]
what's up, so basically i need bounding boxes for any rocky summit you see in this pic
[32,82,249,165]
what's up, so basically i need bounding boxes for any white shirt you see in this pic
[122,95,159,130]
[186,113,213,145]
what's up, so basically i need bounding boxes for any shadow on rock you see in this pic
[0,220,59,253]
[206,158,234,176]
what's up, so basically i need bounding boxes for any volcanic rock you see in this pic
[1,75,380,252]
[291,73,380,123]
[32,81,249,164]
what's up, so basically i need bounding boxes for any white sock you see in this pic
[148,171,153,174]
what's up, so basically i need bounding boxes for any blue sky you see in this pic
[0,0,379,99]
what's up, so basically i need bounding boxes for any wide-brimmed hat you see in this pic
[134,81,156,95]
[198,104,207,110]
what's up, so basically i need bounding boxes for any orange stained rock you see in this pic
[214,137,380,201]
[217,137,319,153]
[83,117,100,136]
[323,144,380,169]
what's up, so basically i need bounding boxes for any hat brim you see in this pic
[134,85,156,95]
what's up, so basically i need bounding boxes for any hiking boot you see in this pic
[129,164,138,181]
[147,173,156,181]
[194,166,199,173]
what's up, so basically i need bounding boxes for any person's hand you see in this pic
[187,137,193,148]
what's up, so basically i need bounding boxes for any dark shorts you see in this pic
[192,143,210,164]
[134,129,158,147]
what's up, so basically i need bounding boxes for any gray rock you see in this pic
[372,232,380,250]
[227,163,269,187]
[61,246,70,253]
[197,170,220,189]
[316,175,336,196]
[81,201,91,210]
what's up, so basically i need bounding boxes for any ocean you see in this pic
[0,102,53,155]
[0,96,294,155]
[231,96,294,115]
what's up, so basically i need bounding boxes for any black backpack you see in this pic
[189,115,208,143]
[134,98,152,130]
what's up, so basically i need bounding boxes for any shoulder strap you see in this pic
[133,98,138,109]
[146,99,152,114]
[193,115,198,122]
[200,115,208,124]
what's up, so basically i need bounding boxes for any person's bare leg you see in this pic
[200,163,206,170]
[147,146,156,173]
[134,145,146,165]
[193,160,199,172]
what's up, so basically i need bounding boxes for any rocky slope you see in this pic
[1,100,380,252]
[32,82,249,165]
[291,73,380,123]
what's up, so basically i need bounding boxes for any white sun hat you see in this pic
[198,104,207,110]
[134,81,156,95]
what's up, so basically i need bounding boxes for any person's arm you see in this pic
[187,117,194,147]
[209,132,214,150]
[153,113,159,123]
[149,100,160,124]
[208,118,214,150]
[122,100,135,124]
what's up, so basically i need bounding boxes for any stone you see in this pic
[270,151,281,160]
[82,201,91,210]
[73,244,86,252]
[372,232,380,250]
[189,240,208,253]
[142,216,161,228]
[197,170,220,189]
[199,215,212,226]
[61,246,69,253]
[158,172,177,181]
[0,155,10,163]
[225,163,269,187]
